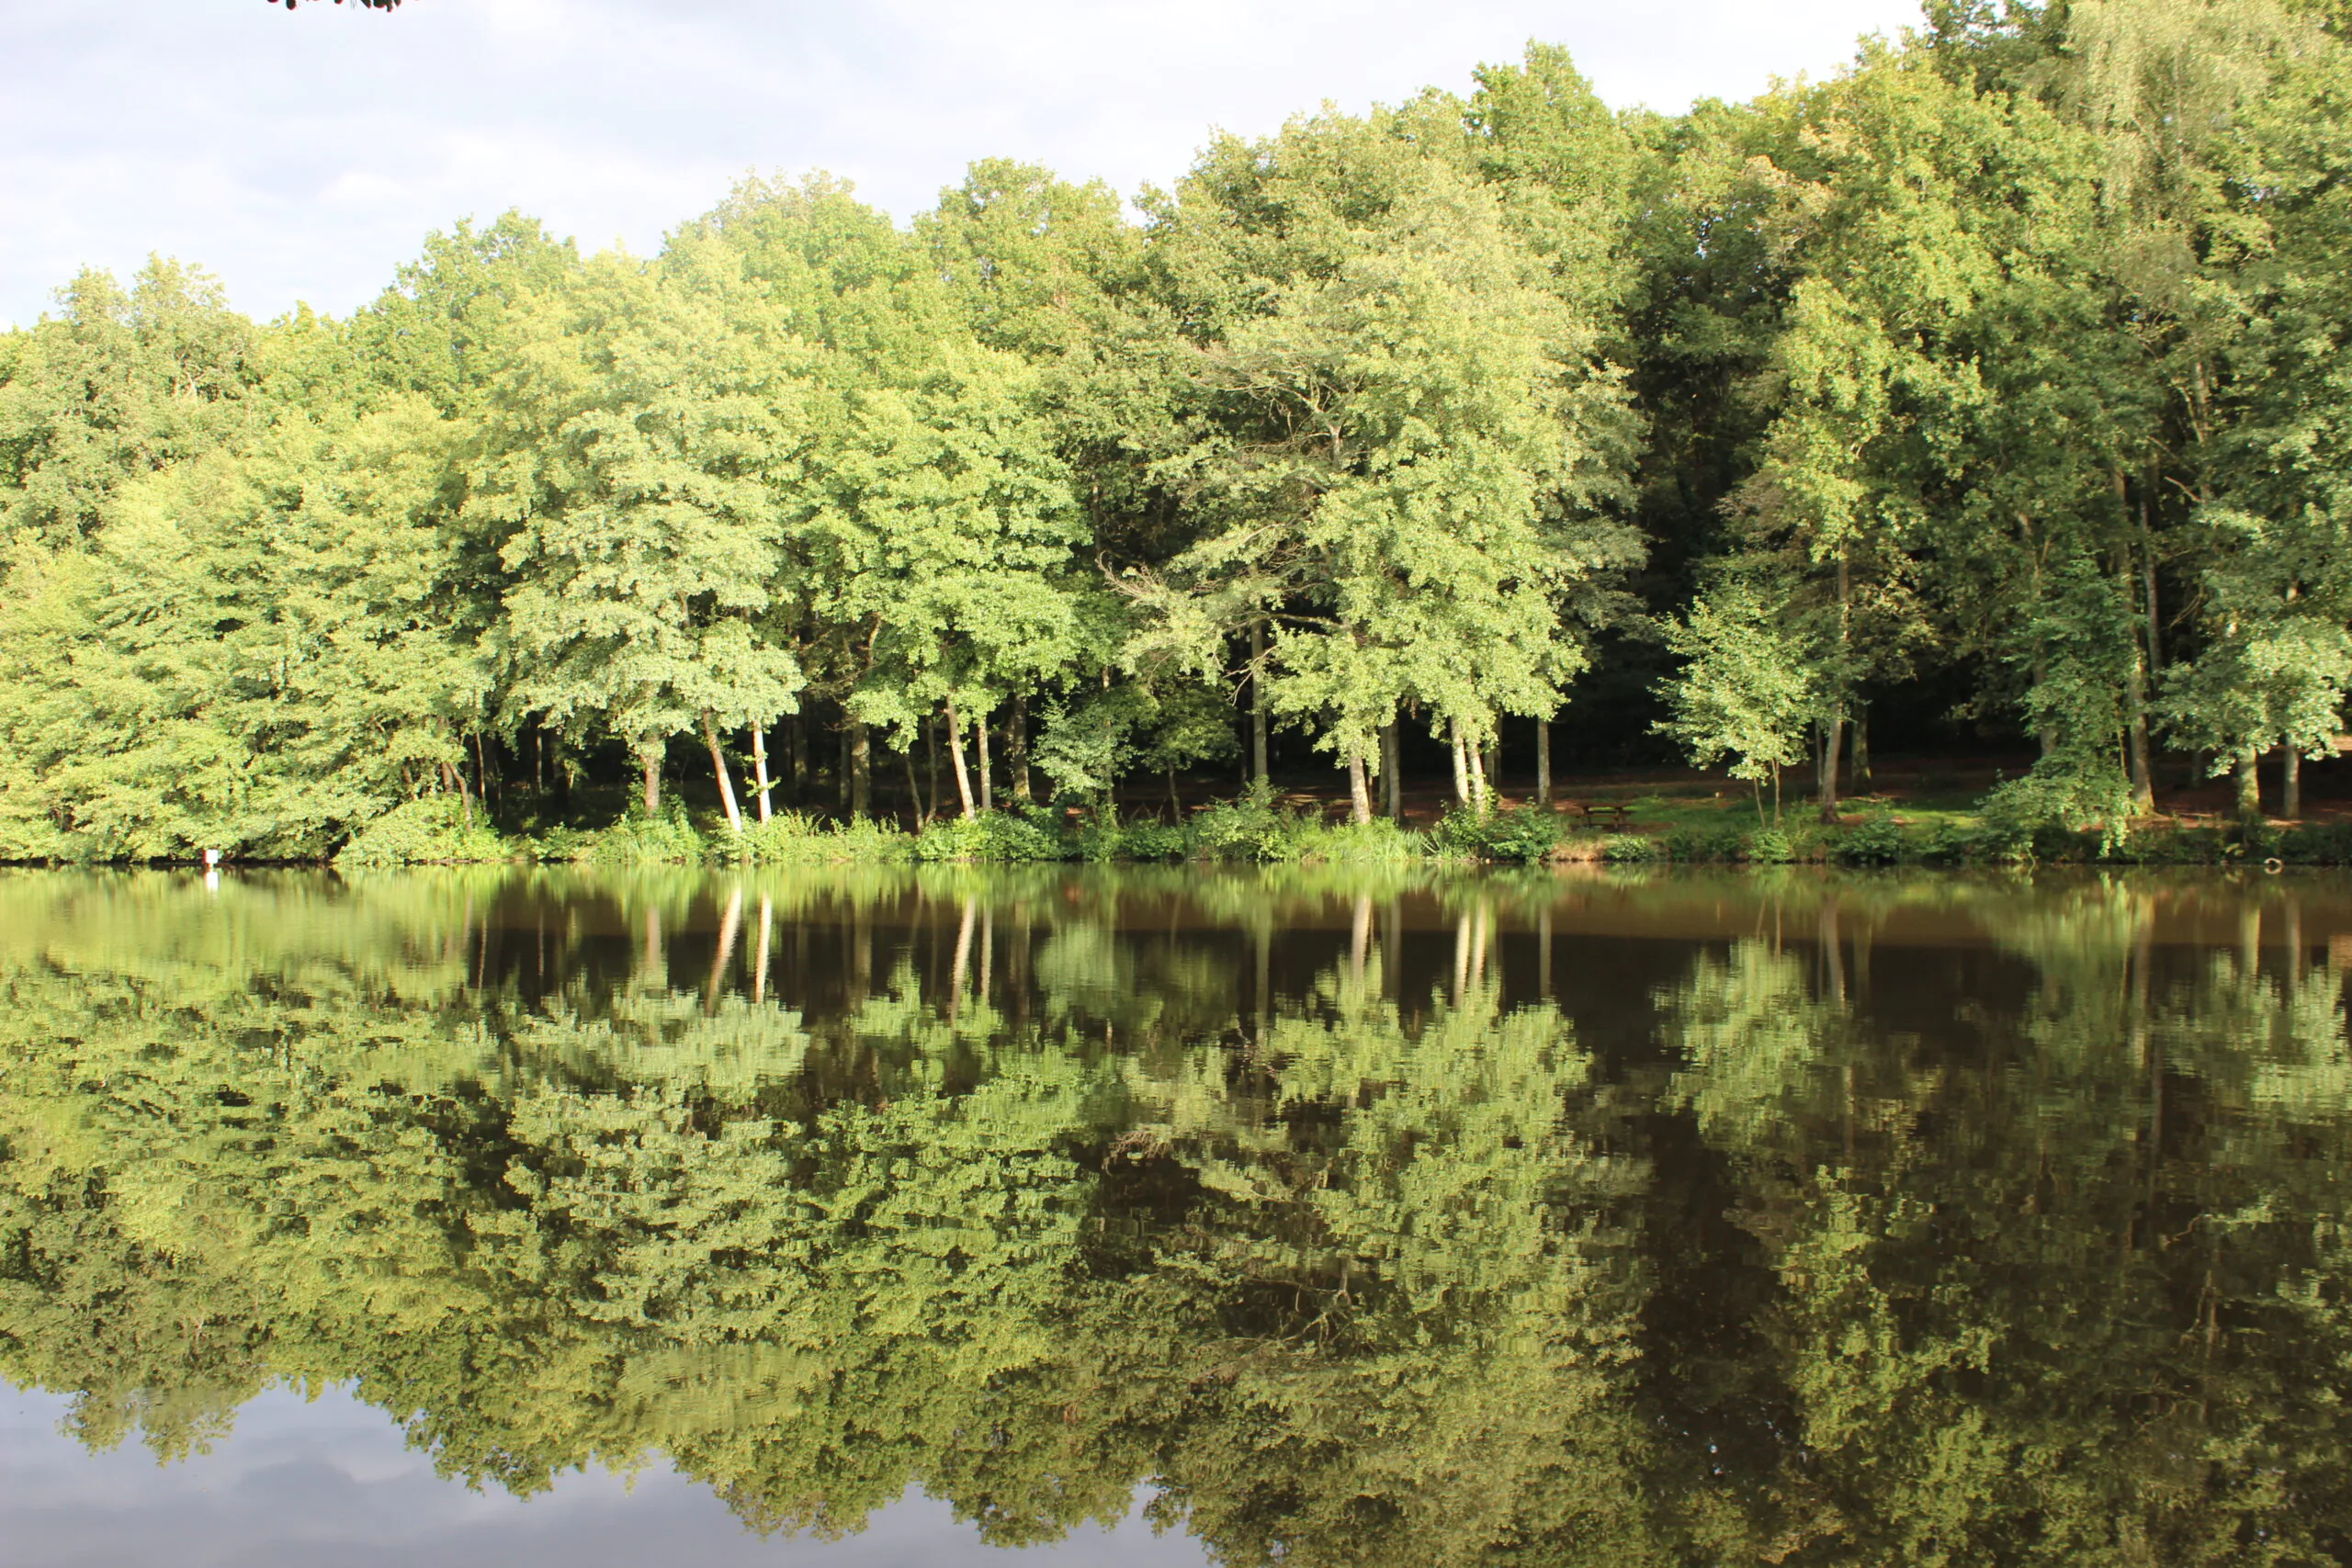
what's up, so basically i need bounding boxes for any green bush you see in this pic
[1601,833,1662,864]
[1831,811,1905,866]
[1290,817,1419,864]
[2278,823,2352,864]
[1116,820,1189,861]
[1742,829,1794,864]
[1428,805,1561,864]
[913,807,1067,863]
[1665,825,1747,863]
[336,795,509,869]
[589,803,706,865]
[1190,786,1301,862]
[729,810,912,864]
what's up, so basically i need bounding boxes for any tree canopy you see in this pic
[8,4,2352,856]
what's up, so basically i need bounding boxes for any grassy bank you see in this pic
[329,781,2352,871]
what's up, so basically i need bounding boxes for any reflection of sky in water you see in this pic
[0,1386,1206,1568]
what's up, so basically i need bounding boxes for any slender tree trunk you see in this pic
[1449,723,1470,807]
[976,707,993,813]
[1382,720,1402,821]
[1535,716,1552,807]
[2125,652,2155,814]
[1468,731,1490,813]
[1850,710,1870,786]
[751,720,773,824]
[1007,694,1032,803]
[1820,547,1851,825]
[903,745,922,829]
[641,750,661,815]
[837,716,851,812]
[1818,710,1845,824]
[944,699,976,818]
[1168,765,1181,821]
[1347,750,1373,825]
[848,716,870,820]
[1250,620,1270,787]
[2237,751,2262,824]
[2285,745,2302,822]
[924,714,939,823]
[702,712,744,836]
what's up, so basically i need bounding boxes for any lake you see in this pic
[2,864,2348,1566]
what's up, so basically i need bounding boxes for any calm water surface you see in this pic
[4,864,2351,1566]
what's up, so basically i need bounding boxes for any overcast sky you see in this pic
[1,0,1926,330]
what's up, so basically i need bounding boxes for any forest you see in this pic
[5,0,2351,862]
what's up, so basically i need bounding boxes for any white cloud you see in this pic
[2,0,1924,328]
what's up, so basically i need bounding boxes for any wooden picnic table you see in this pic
[1577,801,1634,829]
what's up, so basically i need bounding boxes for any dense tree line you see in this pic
[8,0,2352,860]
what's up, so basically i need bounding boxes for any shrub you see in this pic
[1427,805,1561,864]
[2279,823,2352,864]
[1831,811,1905,866]
[1601,833,1662,863]
[913,807,1067,863]
[1665,825,1746,863]
[336,795,509,869]
[1108,819,1189,862]
[589,803,706,864]
[1190,786,1301,863]
[733,811,912,864]
[1291,817,1419,864]
[1742,829,1794,864]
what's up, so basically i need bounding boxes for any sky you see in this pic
[1,0,1926,330]
[1,1386,1207,1566]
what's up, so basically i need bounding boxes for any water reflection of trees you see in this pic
[3,868,2351,1562]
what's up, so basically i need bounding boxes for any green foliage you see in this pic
[8,5,2352,857]
[1600,833,1662,863]
[733,809,913,864]
[334,794,508,868]
[1828,809,1905,866]
[1430,804,1565,864]
[912,806,1067,863]
[587,802,706,864]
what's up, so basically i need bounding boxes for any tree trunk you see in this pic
[2125,655,2155,814]
[1850,710,1870,787]
[1818,710,1845,824]
[1484,732,1501,801]
[2237,751,2262,824]
[751,720,774,823]
[1250,620,1270,787]
[1449,723,1470,807]
[2284,745,2302,822]
[1347,750,1373,825]
[1535,716,1552,807]
[641,750,661,815]
[1168,765,1181,821]
[944,699,976,818]
[904,745,923,829]
[837,716,851,812]
[702,712,744,836]
[976,706,994,813]
[1382,720,1402,821]
[1007,694,1032,803]
[786,712,806,795]
[848,716,871,820]
[1467,731,1490,814]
